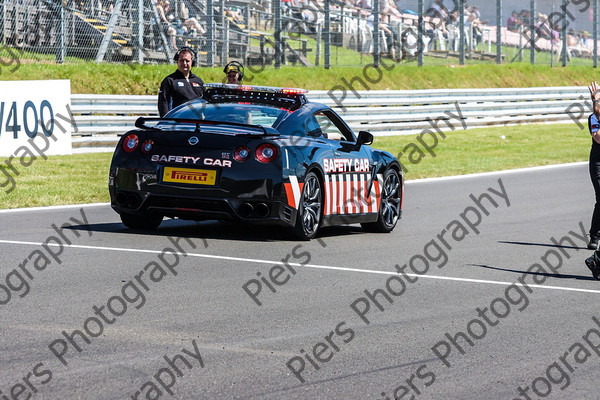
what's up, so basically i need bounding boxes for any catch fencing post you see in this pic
[594,0,598,68]
[0,0,4,44]
[207,0,215,66]
[315,22,321,66]
[133,0,144,64]
[57,2,65,64]
[529,0,535,64]
[325,0,330,69]
[373,0,379,67]
[496,0,502,64]
[274,0,282,68]
[459,0,464,65]
[418,0,423,66]
[561,0,567,66]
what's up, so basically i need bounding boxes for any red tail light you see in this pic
[255,143,277,163]
[141,139,154,154]
[234,146,251,162]
[122,134,139,153]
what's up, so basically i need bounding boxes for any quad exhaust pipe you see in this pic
[238,202,270,218]
[116,192,141,209]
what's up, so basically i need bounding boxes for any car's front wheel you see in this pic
[293,172,322,240]
[120,213,163,230]
[362,168,401,233]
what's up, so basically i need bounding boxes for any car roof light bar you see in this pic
[205,83,308,94]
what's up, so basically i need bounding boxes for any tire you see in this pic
[292,172,323,240]
[120,213,163,230]
[362,168,401,233]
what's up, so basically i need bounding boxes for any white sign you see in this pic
[0,80,72,156]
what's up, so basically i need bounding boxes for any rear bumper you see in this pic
[109,163,296,226]
[110,191,295,226]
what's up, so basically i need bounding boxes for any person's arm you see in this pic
[588,81,600,144]
[157,77,171,117]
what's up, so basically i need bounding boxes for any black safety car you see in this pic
[108,84,403,240]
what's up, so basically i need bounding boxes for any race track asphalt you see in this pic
[1,162,599,400]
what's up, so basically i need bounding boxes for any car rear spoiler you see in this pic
[134,117,280,136]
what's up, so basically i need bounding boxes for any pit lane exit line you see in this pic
[1,239,600,295]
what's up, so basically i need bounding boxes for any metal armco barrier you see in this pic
[71,86,590,151]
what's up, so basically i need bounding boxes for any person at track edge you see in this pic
[224,61,244,84]
[158,47,204,117]
[585,81,600,279]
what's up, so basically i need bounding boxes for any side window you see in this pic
[313,111,353,141]
[306,115,322,137]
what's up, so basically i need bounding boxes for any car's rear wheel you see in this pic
[120,213,163,230]
[293,172,322,240]
[361,168,401,233]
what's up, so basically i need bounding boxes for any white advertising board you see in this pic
[0,80,72,157]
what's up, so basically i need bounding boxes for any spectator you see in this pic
[446,9,459,51]
[507,11,521,32]
[518,9,531,27]
[471,4,480,20]
[427,0,447,19]
[567,28,579,56]
[459,4,472,50]
[380,0,403,20]
[579,31,592,56]
[183,17,206,36]
[155,0,178,50]
[470,6,483,49]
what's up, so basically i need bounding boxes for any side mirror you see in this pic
[357,130,373,146]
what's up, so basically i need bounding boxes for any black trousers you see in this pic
[590,146,600,236]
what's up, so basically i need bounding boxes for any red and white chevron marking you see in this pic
[323,173,382,216]
[285,173,382,215]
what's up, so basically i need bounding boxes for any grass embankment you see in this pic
[0,124,589,209]
[1,62,597,94]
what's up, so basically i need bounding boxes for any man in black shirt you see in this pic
[158,47,204,117]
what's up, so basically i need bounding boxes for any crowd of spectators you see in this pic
[155,0,206,51]
[61,0,599,61]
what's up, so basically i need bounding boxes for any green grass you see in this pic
[0,153,113,209]
[1,58,598,95]
[374,123,590,180]
[0,124,589,209]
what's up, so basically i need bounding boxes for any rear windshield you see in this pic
[165,102,289,128]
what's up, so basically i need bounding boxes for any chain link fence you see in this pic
[0,0,598,68]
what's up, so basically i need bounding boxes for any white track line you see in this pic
[407,162,587,184]
[0,203,109,214]
[1,239,599,295]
